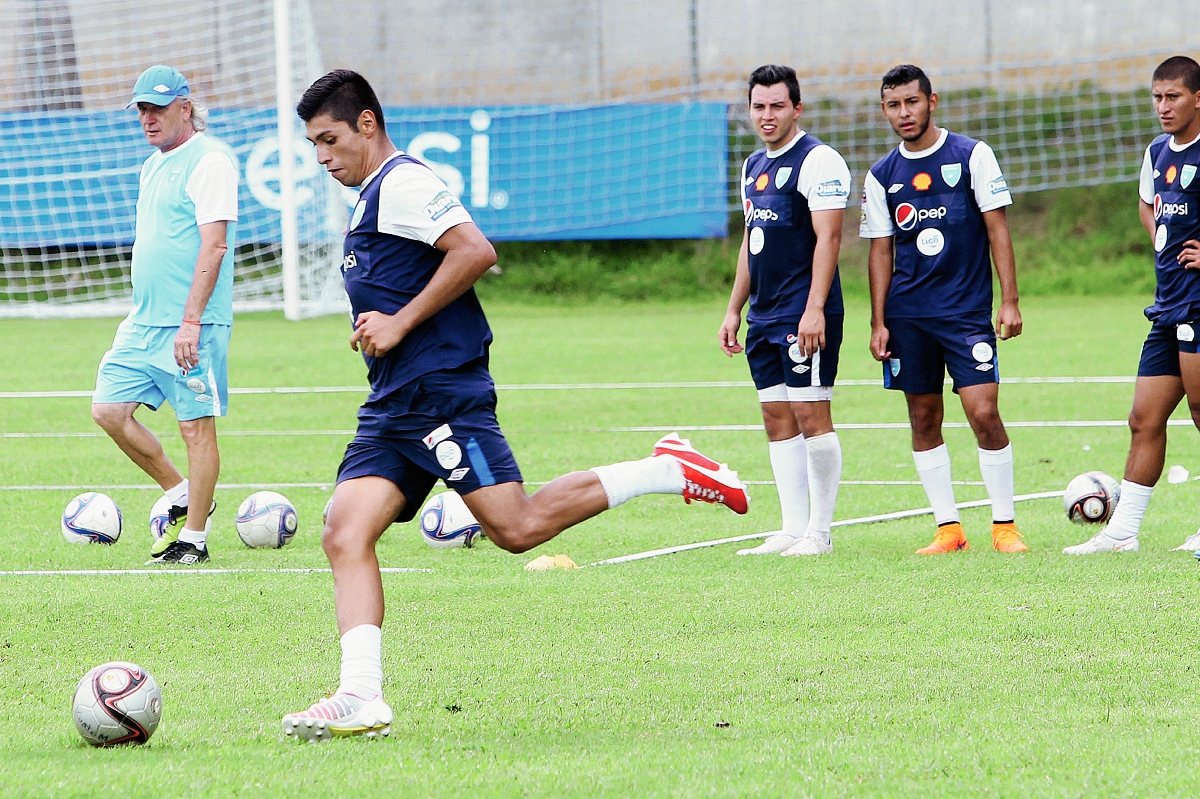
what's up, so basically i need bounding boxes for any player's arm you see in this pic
[351,222,496,357]
[797,208,842,357]
[1138,145,1157,240]
[720,229,751,356]
[867,237,894,360]
[982,208,1022,340]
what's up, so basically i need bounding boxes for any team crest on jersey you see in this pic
[912,173,932,191]
[941,163,962,187]
[1183,165,1196,189]
[774,167,793,189]
[755,174,769,191]
[1166,165,1178,184]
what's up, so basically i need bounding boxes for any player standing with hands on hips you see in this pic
[281,70,748,740]
[1065,56,1200,555]
[720,65,850,557]
[860,64,1027,555]
[91,65,238,565]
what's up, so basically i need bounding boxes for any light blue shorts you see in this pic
[93,319,231,421]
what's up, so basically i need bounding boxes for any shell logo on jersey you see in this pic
[912,172,933,191]
[1166,165,1178,184]
[755,173,769,191]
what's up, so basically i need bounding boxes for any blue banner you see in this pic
[0,103,728,247]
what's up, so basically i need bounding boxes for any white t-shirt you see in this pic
[177,138,239,226]
[738,130,851,214]
[859,128,1010,238]
[361,152,472,244]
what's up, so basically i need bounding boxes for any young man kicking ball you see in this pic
[1065,56,1200,555]
[721,64,849,557]
[280,70,749,740]
[860,64,1027,554]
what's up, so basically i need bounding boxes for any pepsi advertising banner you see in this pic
[0,103,728,247]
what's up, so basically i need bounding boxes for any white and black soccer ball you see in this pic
[61,492,122,544]
[72,661,162,747]
[1063,471,1121,524]
[235,491,298,549]
[148,494,173,547]
[419,491,484,549]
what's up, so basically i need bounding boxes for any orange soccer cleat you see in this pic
[916,522,969,555]
[991,522,1028,553]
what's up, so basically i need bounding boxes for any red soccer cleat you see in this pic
[652,432,721,470]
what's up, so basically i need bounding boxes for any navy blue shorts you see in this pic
[745,315,843,401]
[337,359,523,523]
[882,314,999,394]
[1137,320,1200,377]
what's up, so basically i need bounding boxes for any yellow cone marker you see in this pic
[524,554,578,571]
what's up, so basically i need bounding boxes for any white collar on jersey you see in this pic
[1168,128,1200,153]
[765,130,807,159]
[898,127,949,160]
[358,150,407,188]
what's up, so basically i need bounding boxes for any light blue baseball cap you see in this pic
[126,65,190,108]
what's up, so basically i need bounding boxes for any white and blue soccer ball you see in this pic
[1064,471,1121,524]
[148,495,173,547]
[61,492,122,544]
[72,661,162,747]
[235,491,298,549]
[419,491,484,549]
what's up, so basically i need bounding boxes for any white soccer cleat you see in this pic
[780,535,833,556]
[1062,530,1139,555]
[282,693,393,742]
[737,533,799,555]
[1171,531,1200,551]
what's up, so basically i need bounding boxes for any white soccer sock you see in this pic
[913,444,959,525]
[178,524,207,547]
[978,444,1015,523]
[1105,480,1153,540]
[804,432,841,544]
[590,456,686,509]
[768,434,809,538]
[165,479,188,506]
[338,623,383,700]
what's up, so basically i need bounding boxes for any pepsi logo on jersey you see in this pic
[1154,194,1188,220]
[895,203,946,231]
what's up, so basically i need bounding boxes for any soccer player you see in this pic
[1065,56,1200,555]
[281,70,749,740]
[720,65,849,557]
[90,65,238,564]
[860,64,1027,555]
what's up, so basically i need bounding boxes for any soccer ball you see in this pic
[1063,471,1121,524]
[61,492,122,544]
[149,495,173,547]
[235,491,298,549]
[419,491,484,548]
[71,662,162,746]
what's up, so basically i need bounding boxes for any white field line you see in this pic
[585,491,1064,567]
[0,567,431,577]
[0,376,1138,400]
[0,479,981,492]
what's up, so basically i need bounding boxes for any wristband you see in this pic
[181,318,202,326]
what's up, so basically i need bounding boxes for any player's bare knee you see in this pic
[321,520,361,562]
[482,516,542,554]
[91,404,127,432]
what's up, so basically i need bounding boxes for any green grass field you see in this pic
[3,295,1200,798]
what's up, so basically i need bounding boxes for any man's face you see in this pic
[749,83,800,147]
[1152,78,1200,136]
[881,81,936,142]
[305,112,375,187]
[137,99,192,151]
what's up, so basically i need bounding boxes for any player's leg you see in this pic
[1171,325,1200,550]
[91,401,183,487]
[1066,323,1182,554]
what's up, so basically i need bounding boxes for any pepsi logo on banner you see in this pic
[895,203,918,231]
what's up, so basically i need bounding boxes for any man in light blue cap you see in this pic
[91,64,239,565]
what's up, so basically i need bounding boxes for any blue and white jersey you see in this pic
[342,151,488,403]
[860,129,1011,319]
[740,131,850,324]
[1139,130,1200,324]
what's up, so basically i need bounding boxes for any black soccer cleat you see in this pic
[146,540,210,566]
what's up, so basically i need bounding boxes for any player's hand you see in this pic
[870,324,891,361]
[796,309,825,358]
[173,324,201,371]
[350,311,406,357]
[1178,240,1200,270]
[996,300,1023,340]
[719,311,743,356]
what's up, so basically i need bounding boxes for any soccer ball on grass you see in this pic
[235,491,298,549]
[419,491,484,548]
[1063,471,1120,524]
[61,492,122,544]
[72,661,162,746]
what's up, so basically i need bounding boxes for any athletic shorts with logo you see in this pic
[338,358,522,522]
[882,313,998,394]
[93,319,230,421]
[745,315,843,399]
[1137,320,1200,377]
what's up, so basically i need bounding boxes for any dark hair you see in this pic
[1153,56,1200,93]
[881,64,933,98]
[296,69,386,133]
[748,65,800,106]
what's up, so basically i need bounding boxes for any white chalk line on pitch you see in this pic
[585,491,1064,567]
[0,479,985,492]
[0,376,1138,400]
[0,567,431,577]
